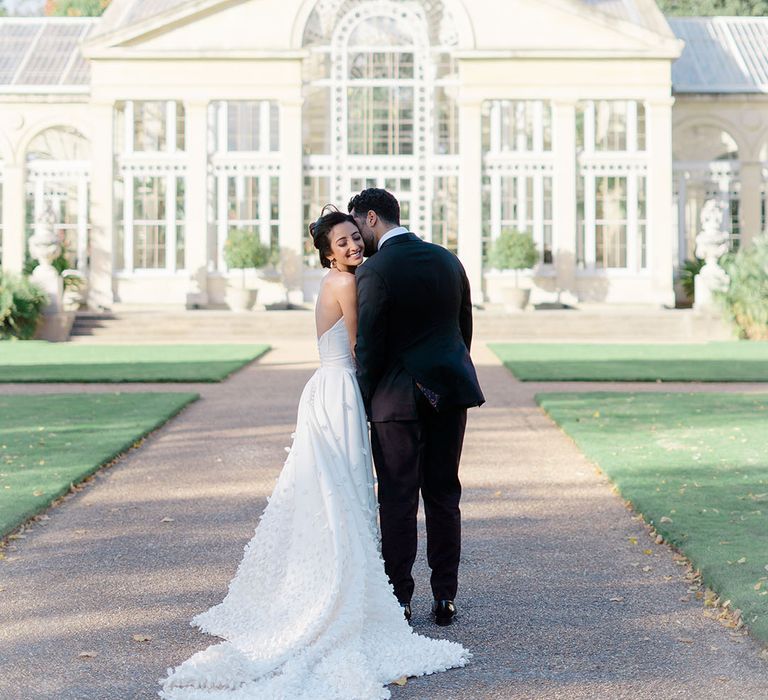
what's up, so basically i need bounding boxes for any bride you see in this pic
[160,206,470,699]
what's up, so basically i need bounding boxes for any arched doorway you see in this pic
[25,126,91,274]
[301,0,460,263]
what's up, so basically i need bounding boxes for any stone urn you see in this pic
[29,201,75,341]
[502,286,531,312]
[226,284,258,312]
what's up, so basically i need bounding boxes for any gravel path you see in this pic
[1,342,767,700]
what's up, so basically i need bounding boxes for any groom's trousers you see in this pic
[370,392,467,604]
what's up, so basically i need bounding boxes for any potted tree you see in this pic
[223,229,271,312]
[488,230,539,311]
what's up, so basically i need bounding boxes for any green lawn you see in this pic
[490,342,768,382]
[538,391,768,642]
[0,343,270,382]
[0,392,198,537]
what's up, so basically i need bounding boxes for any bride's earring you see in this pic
[330,259,337,268]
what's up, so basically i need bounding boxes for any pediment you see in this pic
[83,0,302,56]
[83,0,681,59]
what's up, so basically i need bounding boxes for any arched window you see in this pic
[25,126,91,273]
[673,123,741,262]
[302,0,460,262]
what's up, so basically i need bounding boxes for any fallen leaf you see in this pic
[643,549,653,555]
[737,557,747,564]
[628,537,638,545]
[760,649,768,662]
[132,634,152,642]
[78,651,98,658]
[160,517,174,523]
[609,597,624,603]
[392,676,407,687]
[660,516,673,523]
[676,637,694,644]
[642,566,652,572]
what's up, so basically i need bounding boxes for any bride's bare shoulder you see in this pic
[323,270,357,291]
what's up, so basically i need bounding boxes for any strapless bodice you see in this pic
[317,317,355,371]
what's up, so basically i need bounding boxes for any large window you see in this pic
[302,3,459,254]
[577,173,647,270]
[672,124,741,263]
[211,101,280,153]
[576,100,648,271]
[209,101,282,270]
[217,173,279,265]
[346,41,415,156]
[482,100,554,265]
[577,100,646,152]
[114,101,187,272]
[116,101,185,153]
[120,174,185,271]
[25,126,91,273]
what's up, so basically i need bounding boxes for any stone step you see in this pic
[69,307,733,343]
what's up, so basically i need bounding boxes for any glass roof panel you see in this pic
[0,23,40,84]
[0,19,95,88]
[17,23,86,85]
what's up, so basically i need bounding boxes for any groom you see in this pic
[349,188,485,626]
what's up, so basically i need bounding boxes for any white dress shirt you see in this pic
[377,226,410,250]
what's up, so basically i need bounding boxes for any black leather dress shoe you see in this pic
[432,599,456,626]
[400,602,412,622]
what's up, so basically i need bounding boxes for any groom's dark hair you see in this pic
[348,188,400,227]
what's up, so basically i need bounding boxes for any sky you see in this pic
[5,0,45,14]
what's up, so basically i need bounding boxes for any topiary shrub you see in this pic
[223,229,272,286]
[488,230,539,286]
[0,273,48,340]
[717,236,768,340]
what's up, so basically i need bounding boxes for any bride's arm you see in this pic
[335,273,359,356]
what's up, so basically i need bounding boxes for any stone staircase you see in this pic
[69,305,733,343]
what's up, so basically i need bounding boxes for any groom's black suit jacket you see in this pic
[355,232,485,422]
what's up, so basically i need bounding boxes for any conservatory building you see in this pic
[0,0,767,308]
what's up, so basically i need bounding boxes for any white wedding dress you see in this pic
[160,317,470,700]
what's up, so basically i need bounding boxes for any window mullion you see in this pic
[125,174,134,273]
[259,173,271,246]
[217,173,227,270]
[627,173,638,271]
[166,175,177,273]
[585,173,596,267]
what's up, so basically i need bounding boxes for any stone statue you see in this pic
[693,198,730,313]
[28,200,64,313]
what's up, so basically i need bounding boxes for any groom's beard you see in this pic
[362,234,377,258]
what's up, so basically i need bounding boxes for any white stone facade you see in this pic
[0,2,766,308]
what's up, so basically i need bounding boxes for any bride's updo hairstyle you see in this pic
[309,204,357,269]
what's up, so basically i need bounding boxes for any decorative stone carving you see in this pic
[693,198,730,313]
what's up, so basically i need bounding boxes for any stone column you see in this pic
[279,96,305,304]
[552,100,578,305]
[87,102,115,309]
[1,163,25,274]
[739,160,762,248]
[184,100,210,308]
[646,98,676,307]
[457,97,484,303]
